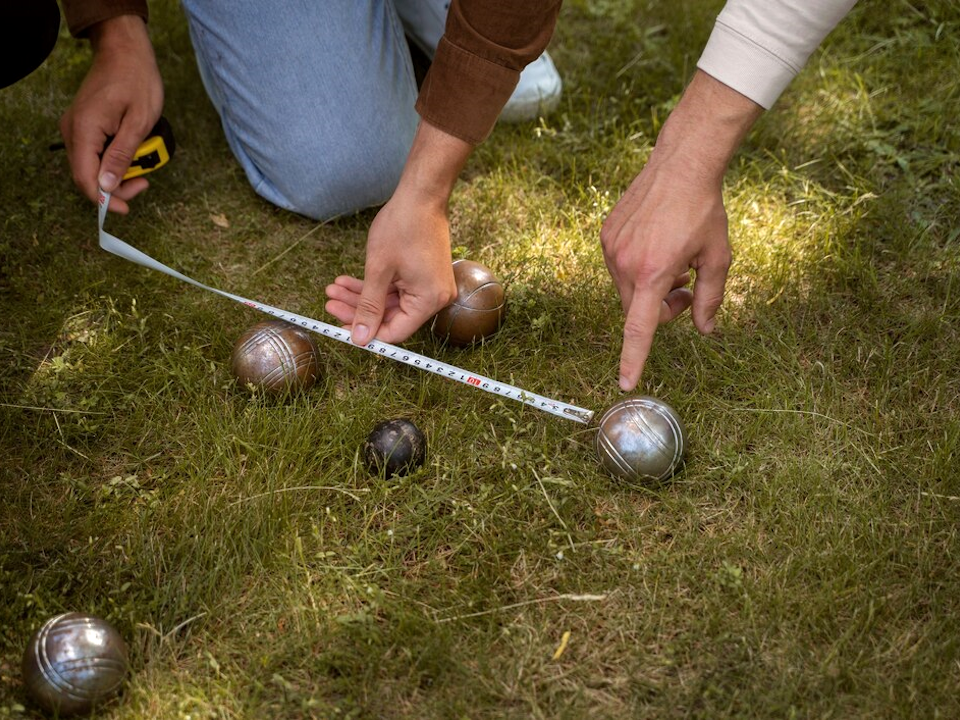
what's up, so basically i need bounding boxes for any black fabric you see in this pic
[1,0,61,88]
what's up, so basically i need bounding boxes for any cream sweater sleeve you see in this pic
[697,0,859,109]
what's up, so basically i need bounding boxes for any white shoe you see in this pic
[500,51,562,123]
[395,0,562,123]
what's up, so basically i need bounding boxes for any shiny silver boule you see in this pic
[231,319,320,393]
[595,396,686,483]
[22,612,129,716]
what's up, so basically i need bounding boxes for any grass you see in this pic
[2,0,960,717]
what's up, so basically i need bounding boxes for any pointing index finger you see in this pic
[618,281,670,391]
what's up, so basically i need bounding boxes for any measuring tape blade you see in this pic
[97,191,595,424]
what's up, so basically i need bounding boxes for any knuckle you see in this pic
[599,224,613,248]
[69,167,92,196]
[599,224,622,253]
[622,316,651,340]
[625,257,661,282]
[439,285,457,307]
[704,244,732,270]
[635,257,661,276]
[704,290,726,308]
[355,296,383,317]
[105,144,135,165]
[136,116,157,138]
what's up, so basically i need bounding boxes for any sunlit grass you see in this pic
[2,1,960,718]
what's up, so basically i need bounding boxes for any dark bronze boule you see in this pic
[431,259,505,346]
[230,320,320,393]
[363,418,427,477]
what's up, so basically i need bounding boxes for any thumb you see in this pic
[98,117,151,192]
[350,271,392,346]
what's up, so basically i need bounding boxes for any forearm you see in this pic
[60,0,148,38]
[393,120,473,211]
[88,14,153,57]
[416,0,562,144]
[653,70,764,184]
[698,0,858,109]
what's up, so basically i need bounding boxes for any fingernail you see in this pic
[352,324,369,345]
[704,319,716,334]
[99,172,118,191]
[619,376,632,391]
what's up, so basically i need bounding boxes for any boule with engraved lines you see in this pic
[231,320,320,393]
[595,396,686,483]
[22,612,129,716]
[431,259,505,346]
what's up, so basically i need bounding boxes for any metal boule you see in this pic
[230,319,320,394]
[595,396,686,484]
[431,259,506,346]
[22,612,129,716]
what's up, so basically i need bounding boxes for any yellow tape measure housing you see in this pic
[123,117,176,180]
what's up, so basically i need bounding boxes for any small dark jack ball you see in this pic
[22,613,129,717]
[431,259,506,346]
[231,320,320,393]
[363,418,427,477]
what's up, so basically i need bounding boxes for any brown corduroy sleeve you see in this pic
[60,0,148,38]
[416,0,562,146]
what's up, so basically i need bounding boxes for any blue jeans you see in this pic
[181,1,441,220]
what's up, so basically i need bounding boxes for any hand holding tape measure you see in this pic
[109,116,176,180]
[53,115,175,212]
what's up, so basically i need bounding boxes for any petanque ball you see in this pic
[231,320,320,393]
[363,418,427,477]
[595,396,686,484]
[22,612,129,717]
[431,259,505,346]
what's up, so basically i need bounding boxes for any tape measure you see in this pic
[119,116,175,180]
[50,116,175,180]
[96,190,595,424]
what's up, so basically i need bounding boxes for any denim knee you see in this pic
[250,127,412,221]
[180,0,420,221]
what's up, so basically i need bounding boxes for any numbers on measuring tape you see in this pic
[231,298,579,416]
[96,189,594,424]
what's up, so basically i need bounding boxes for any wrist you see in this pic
[394,120,472,212]
[89,15,151,56]
[654,70,764,183]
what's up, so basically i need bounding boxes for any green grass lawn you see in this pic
[2,1,960,717]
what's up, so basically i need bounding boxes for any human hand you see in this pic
[601,147,730,390]
[325,119,472,346]
[600,71,764,390]
[60,15,163,214]
[324,192,458,345]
